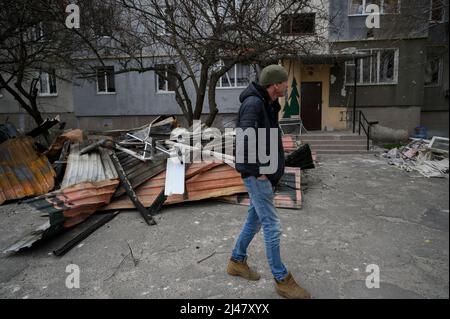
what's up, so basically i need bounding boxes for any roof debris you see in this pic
[1,116,314,254]
[0,137,55,205]
[381,137,449,178]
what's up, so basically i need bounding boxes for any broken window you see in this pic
[349,0,364,15]
[155,7,170,35]
[96,66,116,93]
[38,69,57,95]
[217,62,251,88]
[430,0,444,22]
[281,13,316,35]
[383,0,400,13]
[379,49,396,83]
[156,64,177,92]
[425,52,442,86]
[345,62,357,84]
[346,49,398,85]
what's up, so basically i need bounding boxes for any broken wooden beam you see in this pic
[109,151,157,226]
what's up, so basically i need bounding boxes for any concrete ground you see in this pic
[0,154,448,299]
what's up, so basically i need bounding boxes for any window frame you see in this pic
[424,53,443,87]
[348,0,401,16]
[38,69,58,97]
[281,13,316,36]
[96,66,116,94]
[429,0,445,23]
[156,64,177,93]
[216,63,252,89]
[345,48,399,86]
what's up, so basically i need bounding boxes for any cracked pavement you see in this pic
[0,154,448,299]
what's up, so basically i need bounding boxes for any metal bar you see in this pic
[367,125,371,151]
[358,110,361,136]
[53,211,120,256]
[109,151,157,226]
[353,57,357,134]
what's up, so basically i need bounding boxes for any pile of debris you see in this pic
[380,137,449,178]
[0,116,316,255]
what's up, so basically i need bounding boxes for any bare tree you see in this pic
[0,0,121,142]
[113,0,329,126]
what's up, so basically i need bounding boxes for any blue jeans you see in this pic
[231,176,288,281]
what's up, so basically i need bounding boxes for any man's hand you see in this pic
[257,175,268,180]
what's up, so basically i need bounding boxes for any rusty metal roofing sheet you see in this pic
[217,167,302,209]
[3,179,119,253]
[61,143,118,189]
[0,137,55,205]
[103,162,241,210]
[282,135,298,153]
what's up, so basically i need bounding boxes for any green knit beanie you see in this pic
[259,64,288,86]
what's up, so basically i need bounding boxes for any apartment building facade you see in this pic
[1,0,447,137]
[327,0,449,136]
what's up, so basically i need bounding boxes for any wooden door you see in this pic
[300,82,322,130]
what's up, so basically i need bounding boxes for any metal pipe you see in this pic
[353,57,357,134]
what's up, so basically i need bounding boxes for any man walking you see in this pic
[227,64,311,299]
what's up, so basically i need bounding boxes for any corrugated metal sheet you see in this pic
[103,162,241,210]
[282,135,298,153]
[217,167,302,209]
[4,179,119,253]
[113,151,167,198]
[61,143,118,188]
[0,137,55,205]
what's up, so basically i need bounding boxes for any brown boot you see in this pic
[275,272,311,299]
[227,257,261,281]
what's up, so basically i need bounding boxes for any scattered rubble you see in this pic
[0,116,316,255]
[380,137,449,178]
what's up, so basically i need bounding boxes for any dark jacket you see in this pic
[235,82,285,186]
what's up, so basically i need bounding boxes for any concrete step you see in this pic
[304,139,371,146]
[314,150,378,155]
[312,144,369,151]
[301,136,367,141]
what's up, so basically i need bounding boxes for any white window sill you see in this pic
[348,13,399,17]
[345,82,398,86]
[216,86,248,90]
[97,91,117,95]
[156,91,175,94]
[38,93,58,97]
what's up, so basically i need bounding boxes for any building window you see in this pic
[38,69,57,96]
[96,66,116,93]
[156,64,177,92]
[425,53,442,87]
[154,7,170,35]
[348,0,400,15]
[430,0,444,22]
[281,13,316,35]
[217,63,251,88]
[345,49,399,85]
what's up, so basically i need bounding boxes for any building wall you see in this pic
[72,60,246,121]
[281,59,348,131]
[0,72,75,132]
[329,0,429,42]
[328,0,449,136]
